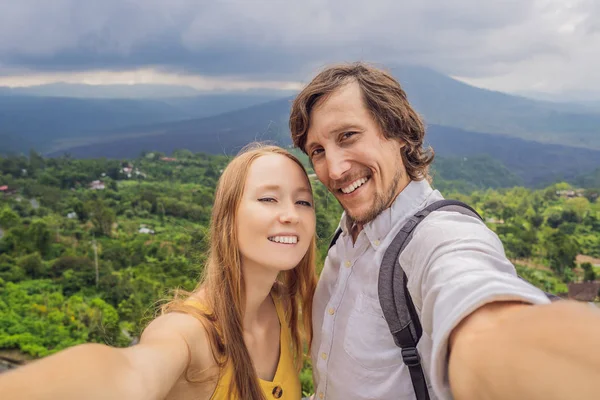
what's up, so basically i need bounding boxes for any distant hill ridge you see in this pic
[3,65,600,188]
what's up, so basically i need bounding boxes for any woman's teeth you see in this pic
[268,236,298,244]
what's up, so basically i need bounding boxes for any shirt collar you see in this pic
[339,179,434,248]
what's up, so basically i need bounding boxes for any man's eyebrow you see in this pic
[330,123,362,134]
[305,123,362,152]
[305,140,317,154]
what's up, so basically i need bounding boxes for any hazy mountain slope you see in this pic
[46,102,600,188]
[3,66,600,155]
[391,66,600,148]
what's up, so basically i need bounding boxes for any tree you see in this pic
[0,254,25,282]
[28,149,45,176]
[72,200,89,222]
[86,200,116,237]
[583,189,599,203]
[525,207,544,228]
[316,209,332,243]
[501,232,534,260]
[0,207,20,229]
[27,219,52,257]
[49,256,81,276]
[544,231,579,280]
[581,262,597,282]
[565,197,590,220]
[172,149,193,159]
[18,252,45,279]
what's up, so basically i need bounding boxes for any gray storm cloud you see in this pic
[0,0,598,93]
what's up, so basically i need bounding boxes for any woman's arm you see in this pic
[0,312,208,400]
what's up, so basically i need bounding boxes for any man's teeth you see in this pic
[268,236,298,244]
[341,177,368,194]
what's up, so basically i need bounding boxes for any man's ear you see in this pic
[383,131,406,148]
[391,138,406,149]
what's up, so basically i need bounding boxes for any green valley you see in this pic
[0,150,598,394]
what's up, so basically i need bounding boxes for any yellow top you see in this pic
[185,294,302,400]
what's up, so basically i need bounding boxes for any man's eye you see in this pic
[342,131,357,139]
[311,148,323,157]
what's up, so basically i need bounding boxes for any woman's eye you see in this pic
[342,131,357,140]
[258,198,276,203]
[297,200,313,207]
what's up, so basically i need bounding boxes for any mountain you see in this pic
[0,92,293,154]
[576,100,600,113]
[44,98,600,188]
[0,96,190,154]
[431,154,524,190]
[423,125,600,187]
[573,167,600,188]
[4,65,600,158]
[45,97,295,158]
[0,83,297,100]
[0,83,201,98]
[390,66,600,148]
[160,92,296,119]
[514,89,600,105]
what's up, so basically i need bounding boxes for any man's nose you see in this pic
[326,149,351,181]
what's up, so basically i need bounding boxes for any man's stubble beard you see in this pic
[345,166,405,226]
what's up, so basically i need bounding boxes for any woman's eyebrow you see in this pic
[295,187,313,196]
[255,184,312,196]
[255,184,282,193]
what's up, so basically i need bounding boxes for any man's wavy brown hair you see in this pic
[289,62,434,181]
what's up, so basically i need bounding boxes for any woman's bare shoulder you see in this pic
[141,303,220,398]
[142,297,217,370]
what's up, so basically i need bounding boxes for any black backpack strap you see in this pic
[378,200,479,400]
[328,227,343,251]
[419,199,483,221]
[378,199,560,400]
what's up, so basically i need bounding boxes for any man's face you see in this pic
[305,81,410,225]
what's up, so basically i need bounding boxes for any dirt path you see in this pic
[515,259,552,271]
[577,255,600,267]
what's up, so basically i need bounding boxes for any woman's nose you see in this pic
[279,204,300,224]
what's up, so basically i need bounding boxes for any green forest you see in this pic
[1,149,599,395]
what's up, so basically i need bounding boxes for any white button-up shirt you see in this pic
[311,179,551,400]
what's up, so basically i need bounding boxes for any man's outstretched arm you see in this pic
[448,300,600,400]
[403,211,600,400]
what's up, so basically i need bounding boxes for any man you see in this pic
[289,62,600,400]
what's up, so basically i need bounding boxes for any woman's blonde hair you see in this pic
[162,143,318,400]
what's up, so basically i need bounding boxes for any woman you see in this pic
[0,144,318,400]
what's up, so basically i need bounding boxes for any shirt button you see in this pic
[321,352,327,360]
[328,307,335,315]
[319,393,324,399]
[344,260,351,267]
[374,240,380,246]
[272,386,283,398]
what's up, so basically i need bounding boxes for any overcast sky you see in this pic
[0,0,598,99]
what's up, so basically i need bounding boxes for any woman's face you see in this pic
[236,153,316,274]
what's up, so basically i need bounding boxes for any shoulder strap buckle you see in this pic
[401,346,421,367]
